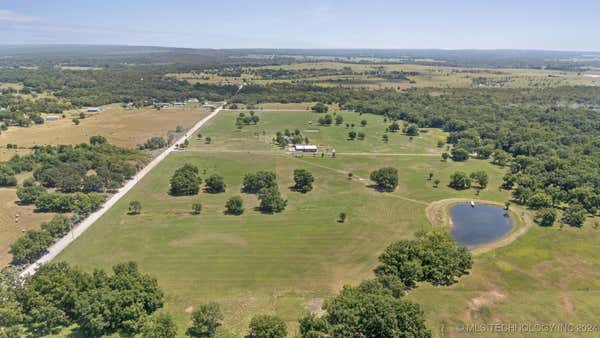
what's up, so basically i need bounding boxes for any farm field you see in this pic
[0,104,211,160]
[170,61,600,90]
[55,109,600,337]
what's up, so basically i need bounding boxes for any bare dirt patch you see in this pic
[467,286,506,320]
[305,298,326,317]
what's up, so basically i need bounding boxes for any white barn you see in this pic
[294,145,318,153]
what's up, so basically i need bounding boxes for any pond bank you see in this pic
[425,198,533,255]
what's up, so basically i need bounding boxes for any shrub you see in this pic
[225,196,244,215]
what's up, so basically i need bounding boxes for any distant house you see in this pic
[173,102,185,107]
[46,115,60,121]
[187,98,199,103]
[294,145,318,153]
[86,107,101,113]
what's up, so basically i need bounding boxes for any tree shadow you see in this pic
[366,184,395,193]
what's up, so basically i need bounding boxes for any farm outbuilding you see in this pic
[294,145,318,153]
[86,107,101,112]
[46,115,60,121]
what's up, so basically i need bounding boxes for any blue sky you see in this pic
[0,0,598,51]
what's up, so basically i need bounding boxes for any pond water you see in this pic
[450,203,513,247]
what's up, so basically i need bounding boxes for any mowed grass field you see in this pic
[54,109,581,337]
[192,109,446,154]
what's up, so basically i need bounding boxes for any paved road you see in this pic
[20,104,225,277]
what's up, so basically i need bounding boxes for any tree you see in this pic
[258,187,287,213]
[322,283,431,338]
[82,174,104,193]
[360,119,367,127]
[205,137,212,144]
[247,315,287,338]
[9,230,54,265]
[128,200,142,215]
[375,230,472,289]
[357,132,365,140]
[225,196,244,215]
[370,167,399,192]
[0,166,17,187]
[170,164,201,196]
[441,152,449,161]
[41,215,73,238]
[204,174,226,193]
[141,313,177,338]
[89,135,107,145]
[140,136,167,150]
[242,171,277,193]
[338,212,347,223]
[192,202,202,215]
[311,102,328,113]
[388,121,400,132]
[187,302,223,337]
[433,179,440,188]
[72,262,164,336]
[449,171,471,190]
[562,205,586,227]
[298,313,329,338]
[475,146,493,159]
[535,208,556,227]
[72,118,80,125]
[335,115,343,125]
[504,201,511,210]
[317,114,333,126]
[382,134,389,143]
[469,171,488,189]
[527,192,552,210]
[451,148,469,161]
[348,131,357,140]
[16,184,46,204]
[405,124,419,136]
[293,169,314,193]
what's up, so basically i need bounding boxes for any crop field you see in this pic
[54,109,592,337]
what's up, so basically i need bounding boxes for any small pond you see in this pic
[450,203,513,248]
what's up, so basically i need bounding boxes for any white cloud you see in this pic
[0,9,38,23]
